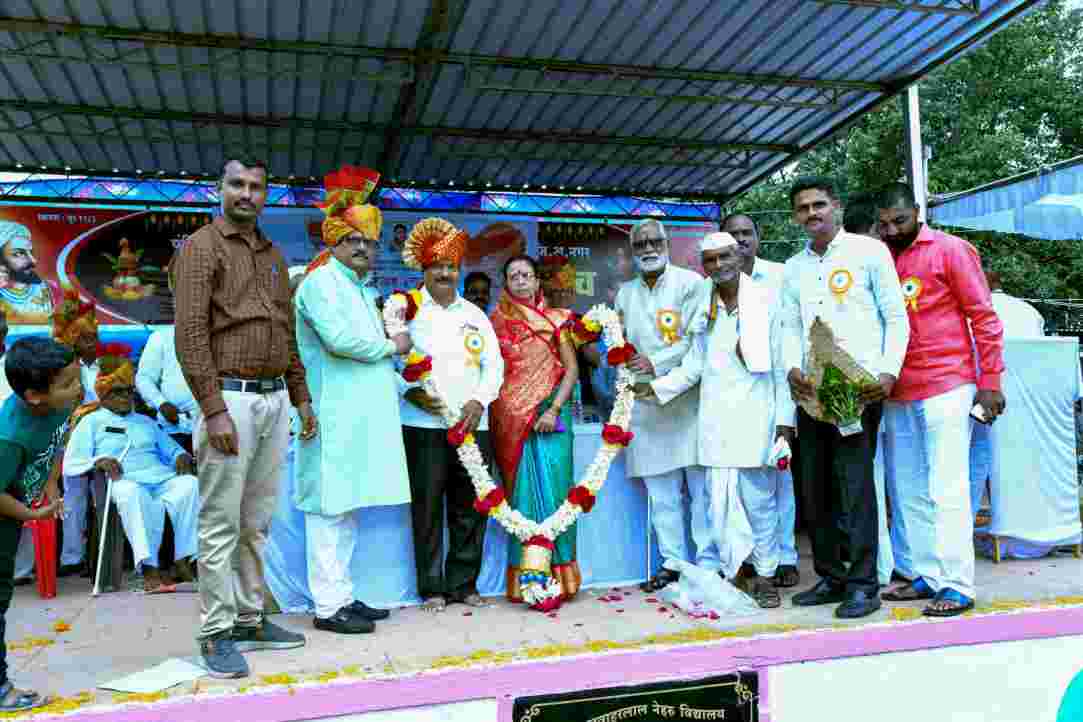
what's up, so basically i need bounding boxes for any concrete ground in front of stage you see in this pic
[6,544,1083,707]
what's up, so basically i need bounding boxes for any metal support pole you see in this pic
[900,84,928,222]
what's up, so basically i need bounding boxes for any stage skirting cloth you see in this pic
[981,337,1082,558]
[263,423,651,611]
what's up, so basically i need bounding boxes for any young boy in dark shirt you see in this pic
[0,336,82,711]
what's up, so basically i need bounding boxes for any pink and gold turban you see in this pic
[402,217,469,270]
[51,285,98,347]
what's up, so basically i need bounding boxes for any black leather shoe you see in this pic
[639,569,679,592]
[314,607,374,634]
[792,579,846,607]
[835,589,882,619]
[347,600,390,621]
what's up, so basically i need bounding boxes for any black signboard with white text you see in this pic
[512,672,757,722]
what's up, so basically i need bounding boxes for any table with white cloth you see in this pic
[263,423,652,610]
[979,337,1083,560]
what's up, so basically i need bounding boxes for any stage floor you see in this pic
[6,542,1083,717]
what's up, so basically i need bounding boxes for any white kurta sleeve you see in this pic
[153,423,187,467]
[869,243,910,378]
[296,270,396,362]
[651,323,707,406]
[780,261,804,374]
[771,309,796,428]
[62,415,103,478]
[471,313,505,408]
[646,277,708,374]
[135,331,168,411]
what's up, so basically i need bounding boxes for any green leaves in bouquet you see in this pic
[817,364,862,424]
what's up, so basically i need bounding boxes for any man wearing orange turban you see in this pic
[51,286,102,576]
[63,356,200,592]
[397,218,504,613]
[289,166,412,634]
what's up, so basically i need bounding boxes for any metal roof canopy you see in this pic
[0,0,1041,203]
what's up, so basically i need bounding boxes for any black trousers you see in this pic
[796,403,882,593]
[0,513,22,686]
[403,426,491,600]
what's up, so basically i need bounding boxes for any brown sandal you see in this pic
[737,574,781,609]
[639,569,680,593]
[772,564,800,588]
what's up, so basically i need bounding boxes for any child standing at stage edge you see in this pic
[0,337,82,712]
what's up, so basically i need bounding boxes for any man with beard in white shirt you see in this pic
[613,219,718,592]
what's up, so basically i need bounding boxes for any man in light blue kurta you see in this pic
[293,167,412,635]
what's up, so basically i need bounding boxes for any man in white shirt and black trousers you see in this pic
[397,218,504,614]
[780,177,910,619]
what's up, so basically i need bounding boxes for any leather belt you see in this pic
[220,377,286,393]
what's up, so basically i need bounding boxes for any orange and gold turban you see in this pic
[403,218,469,270]
[317,165,382,247]
[94,355,135,399]
[52,285,98,346]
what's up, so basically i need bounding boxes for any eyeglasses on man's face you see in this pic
[630,236,667,253]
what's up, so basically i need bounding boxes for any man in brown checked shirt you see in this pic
[173,159,319,679]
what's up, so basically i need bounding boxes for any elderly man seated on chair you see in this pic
[62,357,199,592]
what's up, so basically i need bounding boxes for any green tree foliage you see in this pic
[730,0,1083,298]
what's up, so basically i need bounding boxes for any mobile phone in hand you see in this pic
[970,403,990,424]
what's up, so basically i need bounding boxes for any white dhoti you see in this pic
[708,468,755,579]
[733,467,782,579]
[304,511,360,619]
[644,466,719,570]
[111,474,200,569]
[883,383,976,599]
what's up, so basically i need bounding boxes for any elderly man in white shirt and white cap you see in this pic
[614,219,718,592]
[639,232,795,608]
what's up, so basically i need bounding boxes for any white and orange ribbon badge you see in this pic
[901,276,923,311]
[828,268,853,304]
[464,330,485,367]
[656,309,682,345]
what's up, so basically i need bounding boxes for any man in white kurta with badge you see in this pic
[614,219,717,593]
[642,232,795,608]
[62,357,200,592]
[722,213,799,589]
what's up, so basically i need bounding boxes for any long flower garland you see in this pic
[384,290,637,610]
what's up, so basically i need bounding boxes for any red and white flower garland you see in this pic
[383,291,637,609]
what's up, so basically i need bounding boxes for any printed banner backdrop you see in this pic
[512,672,758,722]
[0,205,211,325]
[0,204,713,325]
[261,207,540,302]
[536,220,717,314]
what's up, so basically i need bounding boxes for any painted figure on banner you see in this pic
[397,218,504,614]
[0,221,56,324]
[489,254,582,606]
[640,233,795,609]
[877,182,1004,618]
[781,176,909,619]
[293,166,411,634]
[611,219,718,593]
[62,356,200,593]
[722,213,799,590]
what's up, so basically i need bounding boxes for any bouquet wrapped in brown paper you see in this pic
[800,317,880,436]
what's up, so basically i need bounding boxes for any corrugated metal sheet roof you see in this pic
[0,0,1041,201]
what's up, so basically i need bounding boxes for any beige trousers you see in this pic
[195,389,290,639]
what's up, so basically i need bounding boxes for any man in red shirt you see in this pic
[876,183,1005,617]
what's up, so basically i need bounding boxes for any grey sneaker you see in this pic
[232,619,306,652]
[200,636,249,679]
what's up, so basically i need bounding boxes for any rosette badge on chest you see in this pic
[828,268,853,304]
[901,276,923,311]
[656,309,681,345]
[463,328,485,367]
